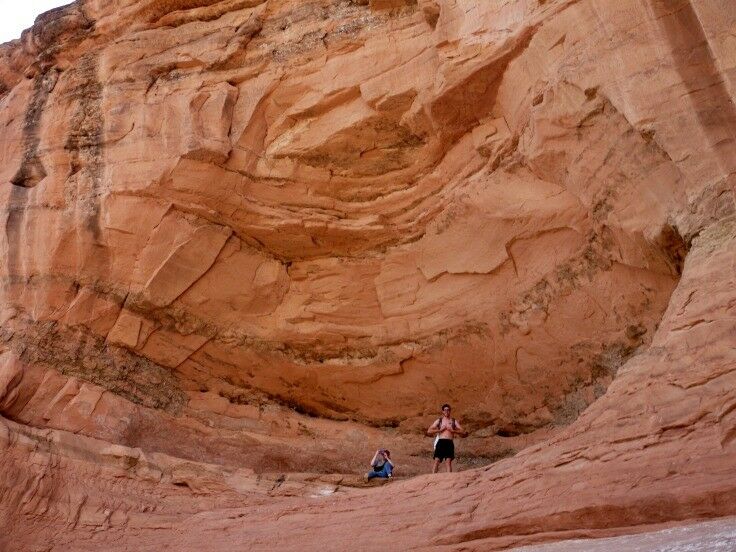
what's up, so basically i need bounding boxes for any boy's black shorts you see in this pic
[434,438,455,460]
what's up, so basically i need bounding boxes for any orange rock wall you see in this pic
[0,0,735,550]
[0,0,694,431]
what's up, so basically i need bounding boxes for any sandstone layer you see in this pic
[0,0,735,550]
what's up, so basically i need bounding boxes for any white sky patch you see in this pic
[0,1,73,45]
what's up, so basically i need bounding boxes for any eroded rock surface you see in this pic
[0,0,735,550]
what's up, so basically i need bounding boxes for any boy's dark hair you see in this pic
[441,403,451,410]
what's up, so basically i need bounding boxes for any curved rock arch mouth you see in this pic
[0,0,694,469]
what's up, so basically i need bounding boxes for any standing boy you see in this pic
[427,404,466,473]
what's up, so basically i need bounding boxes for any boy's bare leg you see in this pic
[432,458,441,473]
[446,459,453,473]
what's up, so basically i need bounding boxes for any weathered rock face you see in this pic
[0,0,735,550]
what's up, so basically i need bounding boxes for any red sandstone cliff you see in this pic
[0,0,735,550]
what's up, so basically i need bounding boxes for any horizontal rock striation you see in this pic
[0,0,735,550]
